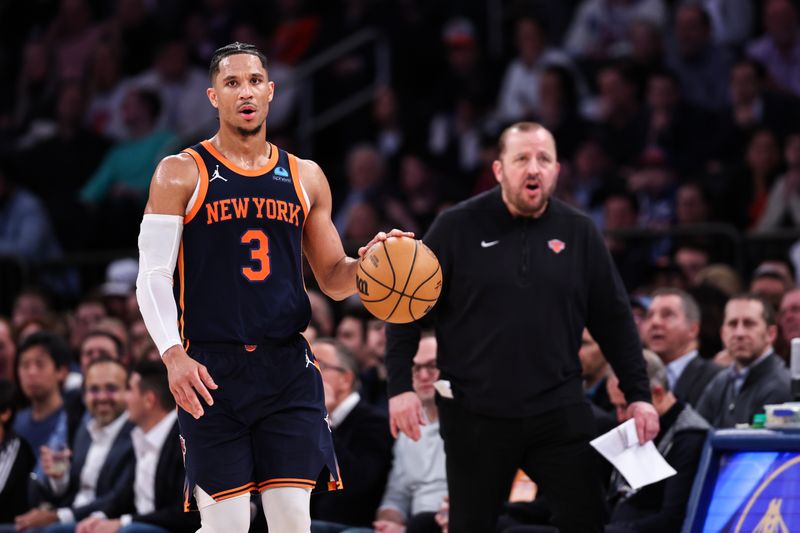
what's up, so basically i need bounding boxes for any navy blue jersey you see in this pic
[176,140,311,345]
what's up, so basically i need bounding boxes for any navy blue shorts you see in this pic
[178,335,341,509]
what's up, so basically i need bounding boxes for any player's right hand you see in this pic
[389,391,425,441]
[162,346,218,419]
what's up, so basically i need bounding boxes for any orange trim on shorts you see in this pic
[259,482,316,491]
[211,482,257,501]
[259,477,317,486]
[287,153,309,219]
[182,148,209,225]
[201,140,278,177]
[258,478,317,492]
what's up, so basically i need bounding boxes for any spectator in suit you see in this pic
[14,357,134,531]
[74,360,198,533]
[62,330,126,449]
[0,379,36,524]
[310,339,394,530]
[697,294,793,428]
[12,332,71,478]
[642,289,722,406]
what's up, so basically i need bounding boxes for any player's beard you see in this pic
[236,119,266,137]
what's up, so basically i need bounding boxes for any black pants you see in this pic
[438,400,607,533]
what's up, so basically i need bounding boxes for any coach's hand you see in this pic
[389,391,425,441]
[163,346,218,419]
[358,229,415,257]
[627,401,659,445]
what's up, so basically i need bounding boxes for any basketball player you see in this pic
[386,122,659,532]
[135,42,411,533]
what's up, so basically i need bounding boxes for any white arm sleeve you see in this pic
[136,214,184,356]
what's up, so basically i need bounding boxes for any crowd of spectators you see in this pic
[2,0,800,531]
[1,0,800,297]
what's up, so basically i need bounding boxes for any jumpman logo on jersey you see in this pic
[305,349,313,368]
[210,164,227,182]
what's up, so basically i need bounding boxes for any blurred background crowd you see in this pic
[2,0,800,531]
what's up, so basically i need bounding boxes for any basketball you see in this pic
[357,237,443,324]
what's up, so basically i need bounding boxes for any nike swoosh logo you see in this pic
[481,240,499,248]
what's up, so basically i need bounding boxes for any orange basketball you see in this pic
[357,237,443,324]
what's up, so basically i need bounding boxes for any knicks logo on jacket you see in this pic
[204,197,303,226]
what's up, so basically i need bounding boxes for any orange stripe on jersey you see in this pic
[201,140,279,177]
[211,482,256,500]
[182,148,209,225]
[287,153,309,220]
[178,243,187,345]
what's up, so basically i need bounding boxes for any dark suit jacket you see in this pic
[696,353,792,428]
[31,416,135,521]
[310,399,394,527]
[674,356,723,407]
[106,419,199,533]
[0,435,35,523]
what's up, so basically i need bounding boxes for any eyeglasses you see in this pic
[86,384,122,396]
[412,362,439,376]
[318,361,348,374]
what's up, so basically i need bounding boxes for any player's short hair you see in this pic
[16,331,70,370]
[133,360,175,412]
[209,42,268,81]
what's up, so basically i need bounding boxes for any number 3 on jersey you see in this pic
[241,229,271,281]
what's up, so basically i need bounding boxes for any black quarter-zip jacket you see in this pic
[386,186,651,417]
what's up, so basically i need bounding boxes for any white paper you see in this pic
[590,418,677,491]
[433,379,454,399]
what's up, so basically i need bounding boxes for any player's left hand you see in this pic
[626,401,659,444]
[358,229,415,257]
